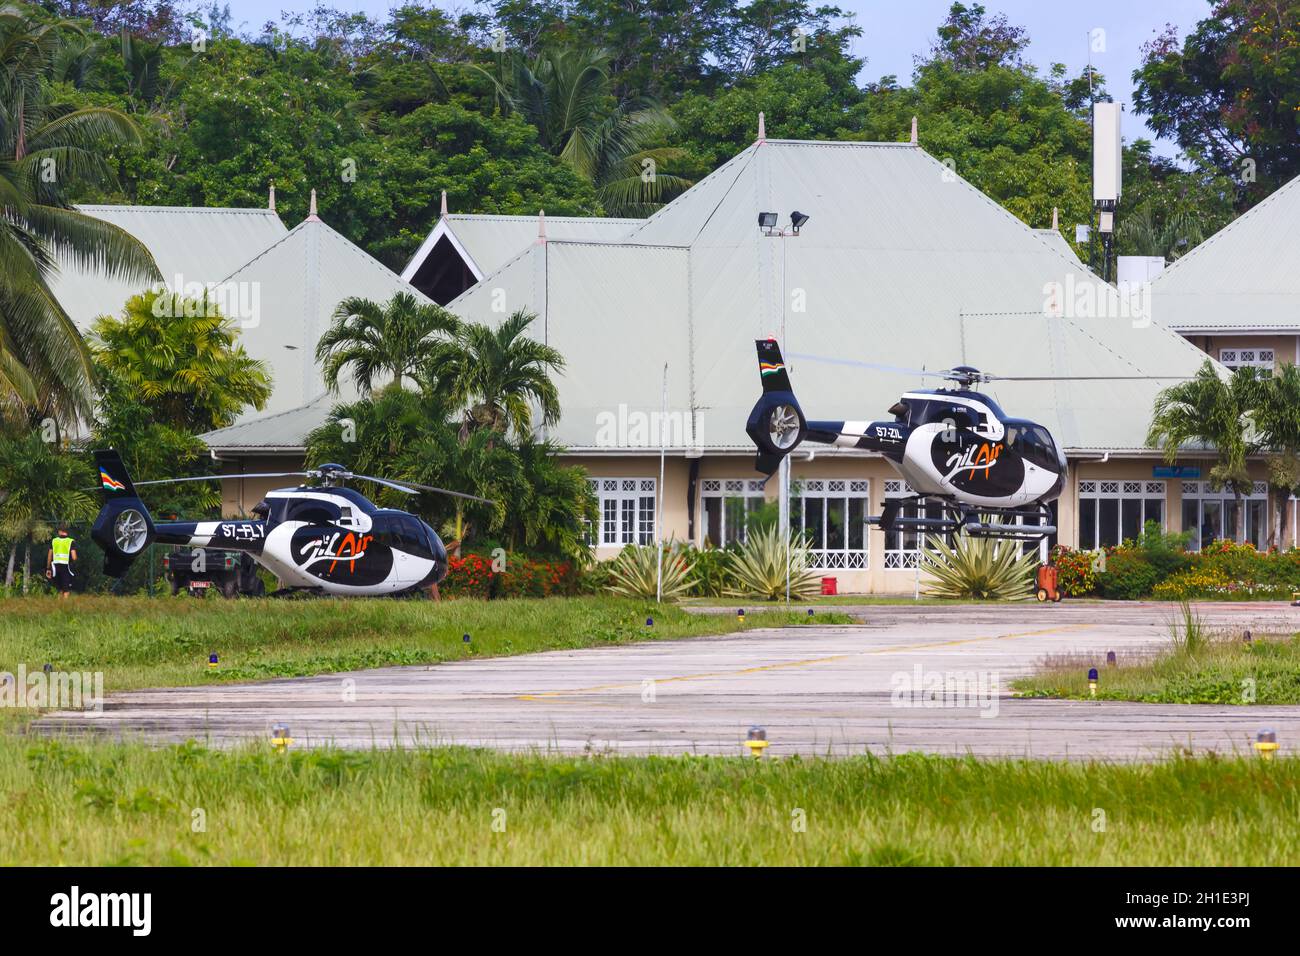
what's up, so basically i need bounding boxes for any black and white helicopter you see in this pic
[746,339,1174,540]
[90,449,490,596]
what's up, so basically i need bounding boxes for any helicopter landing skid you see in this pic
[867,499,1055,540]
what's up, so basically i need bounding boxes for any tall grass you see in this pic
[3,741,1298,865]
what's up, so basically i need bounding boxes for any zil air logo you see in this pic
[298,531,375,574]
[944,442,1003,482]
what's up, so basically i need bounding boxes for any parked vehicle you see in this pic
[163,548,265,598]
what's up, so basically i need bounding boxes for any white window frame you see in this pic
[791,478,870,570]
[1219,348,1274,371]
[1180,480,1268,550]
[588,477,656,547]
[1077,480,1166,549]
[699,479,767,548]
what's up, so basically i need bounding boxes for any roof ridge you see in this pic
[1153,171,1300,285]
[77,204,283,215]
[446,213,640,223]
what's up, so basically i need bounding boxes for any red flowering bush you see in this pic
[1050,545,1098,596]
[438,551,581,600]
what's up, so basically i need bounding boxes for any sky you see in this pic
[219,0,1216,157]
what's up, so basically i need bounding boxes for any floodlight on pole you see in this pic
[758,211,778,235]
[790,211,809,234]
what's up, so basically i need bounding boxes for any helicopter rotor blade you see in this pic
[982,374,1194,382]
[349,474,496,505]
[105,472,313,489]
[787,353,953,379]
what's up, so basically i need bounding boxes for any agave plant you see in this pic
[607,542,696,600]
[724,523,820,601]
[920,532,1037,600]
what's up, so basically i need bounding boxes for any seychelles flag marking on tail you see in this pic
[759,362,784,377]
[100,469,126,492]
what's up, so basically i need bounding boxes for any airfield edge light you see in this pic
[271,723,292,751]
[1255,729,1278,760]
[744,726,768,760]
[1087,668,1098,698]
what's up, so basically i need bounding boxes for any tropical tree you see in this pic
[439,310,564,439]
[1147,361,1258,543]
[316,292,460,396]
[1246,363,1300,548]
[90,290,272,433]
[0,7,160,420]
[0,430,95,591]
[506,437,597,561]
[476,46,691,215]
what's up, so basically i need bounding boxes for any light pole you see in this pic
[758,211,809,604]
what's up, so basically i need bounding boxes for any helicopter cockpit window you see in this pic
[1006,422,1059,470]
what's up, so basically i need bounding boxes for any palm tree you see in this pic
[439,310,564,439]
[1246,362,1300,548]
[316,292,460,397]
[0,8,160,420]
[476,46,691,216]
[0,431,95,591]
[90,290,272,433]
[1148,360,1258,544]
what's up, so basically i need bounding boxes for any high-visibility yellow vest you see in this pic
[51,536,73,565]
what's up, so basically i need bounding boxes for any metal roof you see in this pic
[201,393,333,451]
[402,213,641,282]
[222,216,436,418]
[49,205,288,331]
[1034,228,1081,263]
[1150,174,1300,331]
[447,139,1210,454]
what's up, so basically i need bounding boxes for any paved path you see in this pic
[32,602,1300,760]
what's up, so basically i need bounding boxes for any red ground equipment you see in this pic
[1035,563,1062,603]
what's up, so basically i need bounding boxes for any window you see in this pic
[1180,480,1267,551]
[588,478,656,546]
[791,479,869,569]
[883,480,949,569]
[1219,348,1274,372]
[1078,481,1165,549]
[700,479,767,547]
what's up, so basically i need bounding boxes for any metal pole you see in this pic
[656,362,667,603]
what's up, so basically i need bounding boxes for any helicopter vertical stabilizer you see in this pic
[90,450,156,577]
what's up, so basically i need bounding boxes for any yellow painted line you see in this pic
[514,622,1094,701]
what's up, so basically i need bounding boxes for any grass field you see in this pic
[2,740,1297,865]
[1014,621,1300,705]
[0,596,852,728]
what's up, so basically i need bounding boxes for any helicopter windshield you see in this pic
[897,399,983,431]
[1004,420,1059,470]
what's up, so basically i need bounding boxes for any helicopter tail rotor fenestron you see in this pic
[746,339,808,478]
[90,449,157,577]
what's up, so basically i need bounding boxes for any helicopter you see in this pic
[89,449,491,596]
[746,339,1180,540]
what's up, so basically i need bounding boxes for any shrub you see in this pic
[921,532,1036,600]
[439,553,494,599]
[724,524,819,600]
[687,545,733,597]
[1051,545,1098,596]
[1095,549,1163,600]
[607,542,697,600]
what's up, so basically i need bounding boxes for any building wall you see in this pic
[1183,333,1299,369]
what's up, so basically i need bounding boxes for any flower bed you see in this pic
[1053,538,1300,601]
[437,552,580,600]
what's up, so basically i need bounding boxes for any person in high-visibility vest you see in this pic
[46,527,77,599]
